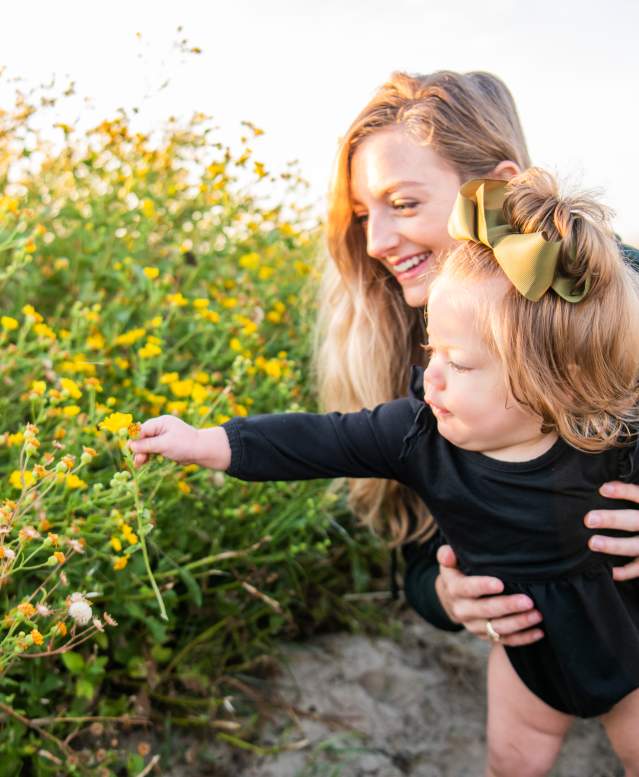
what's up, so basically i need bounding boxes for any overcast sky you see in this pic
[2,0,638,240]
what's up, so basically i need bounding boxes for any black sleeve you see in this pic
[222,398,421,484]
[402,530,464,632]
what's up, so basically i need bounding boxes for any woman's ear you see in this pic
[489,160,521,181]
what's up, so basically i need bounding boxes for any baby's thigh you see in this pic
[486,645,573,777]
[601,686,639,775]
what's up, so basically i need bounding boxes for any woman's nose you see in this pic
[366,212,399,259]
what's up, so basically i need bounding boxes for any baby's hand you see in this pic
[128,415,202,467]
[128,415,231,471]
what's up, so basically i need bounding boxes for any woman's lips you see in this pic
[393,251,432,282]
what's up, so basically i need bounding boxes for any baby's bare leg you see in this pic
[485,644,573,777]
[600,686,639,776]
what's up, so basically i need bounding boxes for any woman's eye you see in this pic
[392,201,418,212]
[354,213,368,225]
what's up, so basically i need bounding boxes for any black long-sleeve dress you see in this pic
[223,364,639,718]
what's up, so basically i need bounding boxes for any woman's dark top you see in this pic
[223,365,639,717]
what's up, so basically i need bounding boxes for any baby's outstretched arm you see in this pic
[129,416,230,471]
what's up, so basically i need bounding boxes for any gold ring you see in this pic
[485,620,501,643]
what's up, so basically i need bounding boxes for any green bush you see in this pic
[0,82,386,775]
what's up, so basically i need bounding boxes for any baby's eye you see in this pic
[448,361,471,373]
[353,213,368,225]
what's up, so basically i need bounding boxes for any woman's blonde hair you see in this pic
[438,168,639,451]
[315,71,531,545]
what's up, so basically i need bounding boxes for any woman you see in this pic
[315,70,639,645]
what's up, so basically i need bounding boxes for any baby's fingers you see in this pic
[132,452,149,468]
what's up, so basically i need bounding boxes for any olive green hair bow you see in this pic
[447,178,588,303]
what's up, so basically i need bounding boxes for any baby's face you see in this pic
[423,275,547,461]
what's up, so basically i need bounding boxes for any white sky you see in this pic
[2,0,638,241]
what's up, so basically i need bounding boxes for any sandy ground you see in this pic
[160,609,623,777]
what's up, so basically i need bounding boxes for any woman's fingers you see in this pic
[466,620,545,647]
[588,533,639,557]
[586,508,639,532]
[613,558,639,581]
[599,480,639,503]
[449,591,536,624]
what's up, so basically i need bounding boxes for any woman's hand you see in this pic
[585,481,639,581]
[435,545,544,647]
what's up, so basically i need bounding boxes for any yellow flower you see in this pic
[166,292,188,307]
[230,338,242,352]
[62,405,81,417]
[60,378,82,399]
[191,383,208,404]
[139,342,162,359]
[141,198,155,218]
[170,379,193,398]
[264,359,282,379]
[115,327,146,346]
[239,252,260,270]
[110,536,122,552]
[31,629,44,646]
[65,474,87,490]
[53,551,66,564]
[115,357,130,370]
[166,401,187,415]
[147,315,163,328]
[22,305,43,323]
[192,298,209,309]
[222,297,238,309]
[30,380,46,396]
[85,377,103,392]
[193,371,209,384]
[160,371,179,384]
[86,332,105,350]
[10,470,34,490]
[18,602,37,618]
[113,556,128,571]
[202,310,220,324]
[123,530,138,545]
[177,480,191,495]
[55,622,67,637]
[6,432,24,446]
[99,412,133,434]
[258,266,274,280]
[34,323,57,340]
[1,316,18,331]
[143,266,160,280]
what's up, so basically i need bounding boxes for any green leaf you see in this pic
[178,566,203,607]
[150,644,172,664]
[75,678,95,701]
[127,753,145,775]
[127,656,147,679]
[61,652,85,674]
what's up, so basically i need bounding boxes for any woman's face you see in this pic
[350,127,462,308]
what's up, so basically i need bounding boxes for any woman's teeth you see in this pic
[395,252,430,273]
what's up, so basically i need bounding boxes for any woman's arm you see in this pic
[585,481,639,581]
